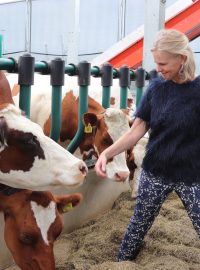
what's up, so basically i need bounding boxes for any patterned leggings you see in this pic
[117,170,200,261]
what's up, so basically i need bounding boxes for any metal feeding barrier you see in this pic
[0,52,157,154]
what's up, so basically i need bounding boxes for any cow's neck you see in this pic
[0,183,23,196]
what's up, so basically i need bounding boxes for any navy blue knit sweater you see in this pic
[135,76,200,184]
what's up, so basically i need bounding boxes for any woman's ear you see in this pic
[181,55,187,64]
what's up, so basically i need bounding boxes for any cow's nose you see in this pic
[79,163,88,176]
[114,171,130,182]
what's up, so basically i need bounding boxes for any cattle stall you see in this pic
[0,54,154,269]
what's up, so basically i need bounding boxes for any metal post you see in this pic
[135,67,145,107]
[101,63,113,109]
[67,0,80,64]
[0,34,3,58]
[67,61,90,153]
[118,0,126,40]
[50,58,65,142]
[119,65,130,109]
[143,0,166,71]
[25,0,32,53]
[18,54,35,118]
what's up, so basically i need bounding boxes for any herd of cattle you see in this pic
[0,71,146,270]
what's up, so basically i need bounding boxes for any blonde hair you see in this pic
[151,29,196,82]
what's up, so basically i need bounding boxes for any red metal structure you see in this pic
[109,0,200,69]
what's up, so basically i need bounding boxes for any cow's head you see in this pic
[0,104,87,190]
[82,108,136,182]
[0,189,82,270]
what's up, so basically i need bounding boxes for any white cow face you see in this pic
[0,104,88,190]
[103,108,130,181]
[83,108,131,182]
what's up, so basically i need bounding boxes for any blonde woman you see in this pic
[95,29,200,261]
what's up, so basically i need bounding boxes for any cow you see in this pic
[129,136,148,198]
[9,73,136,183]
[0,183,82,270]
[0,71,88,191]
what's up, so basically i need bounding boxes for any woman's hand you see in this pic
[95,152,108,178]
[95,118,148,179]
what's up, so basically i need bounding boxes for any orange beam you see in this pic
[109,0,200,69]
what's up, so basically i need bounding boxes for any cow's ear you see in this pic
[119,109,133,127]
[0,116,8,147]
[83,113,98,133]
[121,108,130,115]
[83,113,98,127]
[110,96,115,106]
[127,97,133,108]
[55,193,82,214]
[11,84,20,97]
[129,118,134,127]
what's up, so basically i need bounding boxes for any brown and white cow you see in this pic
[0,184,82,270]
[10,73,136,182]
[0,71,87,190]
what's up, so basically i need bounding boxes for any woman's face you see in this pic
[152,50,184,82]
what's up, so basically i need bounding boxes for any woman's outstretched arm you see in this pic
[95,117,149,178]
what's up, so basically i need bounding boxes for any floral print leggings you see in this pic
[117,170,200,261]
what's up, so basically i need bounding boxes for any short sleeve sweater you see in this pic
[135,76,200,184]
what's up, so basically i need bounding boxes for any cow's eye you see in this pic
[19,232,37,245]
[26,136,37,145]
[20,134,37,146]
[102,135,112,145]
[4,209,11,220]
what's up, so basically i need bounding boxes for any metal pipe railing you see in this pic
[50,58,65,141]
[18,54,35,118]
[119,65,130,109]
[0,49,157,153]
[135,67,145,108]
[67,61,91,153]
[101,63,113,109]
